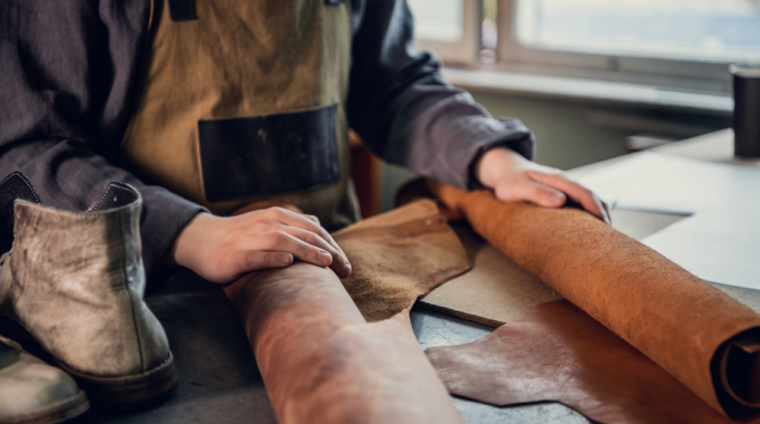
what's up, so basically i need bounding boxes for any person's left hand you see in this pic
[475,147,611,224]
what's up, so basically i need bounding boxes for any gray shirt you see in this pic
[0,0,534,279]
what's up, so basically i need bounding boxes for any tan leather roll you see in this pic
[223,263,462,424]
[223,200,468,423]
[428,181,760,420]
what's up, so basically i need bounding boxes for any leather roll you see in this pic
[428,181,760,420]
[223,200,466,424]
[223,264,462,424]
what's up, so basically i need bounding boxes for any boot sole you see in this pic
[57,353,178,410]
[0,390,89,424]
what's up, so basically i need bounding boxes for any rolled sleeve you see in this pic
[348,0,535,190]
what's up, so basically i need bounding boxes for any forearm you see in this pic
[348,0,535,190]
[385,95,535,190]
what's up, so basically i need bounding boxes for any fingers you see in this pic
[231,250,294,276]
[264,208,350,266]
[496,176,567,208]
[246,231,338,272]
[527,171,611,224]
[279,226,352,278]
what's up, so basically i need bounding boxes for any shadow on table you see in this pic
[70,270,277,424]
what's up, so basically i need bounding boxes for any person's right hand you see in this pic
[168,208,352,284]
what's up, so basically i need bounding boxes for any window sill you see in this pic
[441,67,733,115]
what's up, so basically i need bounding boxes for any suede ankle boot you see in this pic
[0,182,177,408]
[0,332,88,424]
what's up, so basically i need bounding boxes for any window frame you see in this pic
[412,0,482,66]
[494,0,739,96]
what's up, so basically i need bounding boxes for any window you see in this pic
[408,0,464,42]
[409,0,760,101]
[407,0,481,64]
[515,0,760,64]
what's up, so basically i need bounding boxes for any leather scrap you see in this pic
[332,199,472,322]
[419,225,562,327]
[426,300,746,424]
[223,263,463,424]
[428,181,760,420]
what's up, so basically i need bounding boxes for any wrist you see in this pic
[475,147,525,189]
[167,212,214,268]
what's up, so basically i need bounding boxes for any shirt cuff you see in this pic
[396,93,536,191]
[138,186,208,282]
[464,117,536,190]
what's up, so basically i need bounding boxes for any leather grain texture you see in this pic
[428,181,760,420]
[419,225,562,327]
[427,300,746,424]
[332,199,472,322]
[223,263,463,424]
[222,199,469,423]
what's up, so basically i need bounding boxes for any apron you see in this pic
[121,0,359,229]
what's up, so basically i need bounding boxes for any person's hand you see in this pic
[475,147,611,224]
[169,208,352,284]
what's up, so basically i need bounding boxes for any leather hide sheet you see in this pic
[428,181,760,421]
[223,200,470,424]
[427,300,746,424]
[332,199,472,322]
[420,225,563,327]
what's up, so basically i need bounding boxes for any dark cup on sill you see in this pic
[731,64,760,158]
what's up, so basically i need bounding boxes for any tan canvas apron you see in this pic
[121,0,359,229]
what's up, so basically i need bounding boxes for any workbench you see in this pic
[71,128,760,424]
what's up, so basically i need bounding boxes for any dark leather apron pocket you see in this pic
[168,0,197,21]
[198,104,340,203]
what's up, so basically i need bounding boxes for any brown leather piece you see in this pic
[427,300,748,424]
[332,199,472,322]
[420,225,563,327]
[222,200,470,423]
[223,263,463,424]
[428,181,760,420]
[231,199,471,323]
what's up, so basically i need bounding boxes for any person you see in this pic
[0,0,609,286]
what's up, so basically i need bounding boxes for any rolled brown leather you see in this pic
[223,264,462,424]
[427,300,742,424]
[223,200,468,424]
[428,181,760,420]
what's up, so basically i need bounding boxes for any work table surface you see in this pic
[71,129,760,423]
